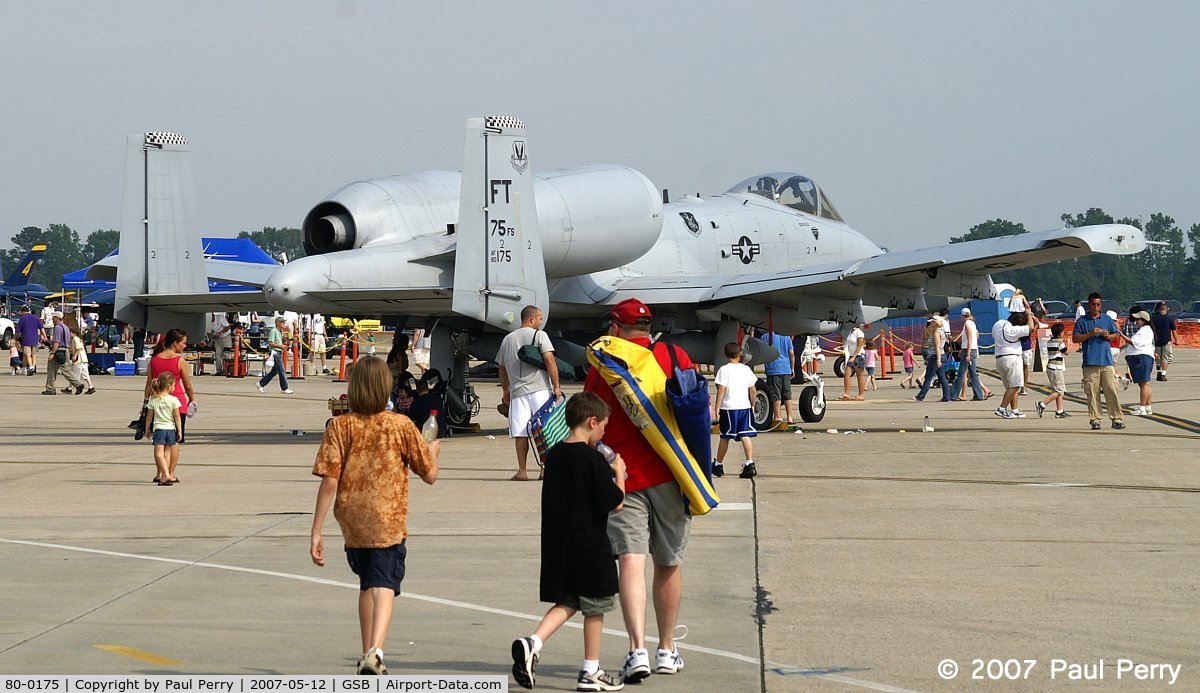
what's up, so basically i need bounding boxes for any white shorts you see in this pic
[508,390,552,438]
[411,348,430,369]
[1022,349,1034,368]
[996,354,1024,389]
[310,334,326,352]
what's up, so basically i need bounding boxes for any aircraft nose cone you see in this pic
[265,256,331,312]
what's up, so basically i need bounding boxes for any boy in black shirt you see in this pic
[512,392,627,691]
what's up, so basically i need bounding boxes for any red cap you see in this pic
[610,298,652,325]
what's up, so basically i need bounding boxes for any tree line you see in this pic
[950,208,1199,306]
[3,211,1196,306]
[0,226,304,293]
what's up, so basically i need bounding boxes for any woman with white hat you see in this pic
[1119,311,1156,415]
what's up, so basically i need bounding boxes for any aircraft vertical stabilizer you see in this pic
[2,244,47,288]
[452,116,549,330]
[115,132,207,337]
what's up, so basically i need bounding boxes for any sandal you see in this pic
[851,396,865,401]
[510,474,530,481]
[838,395,851,401]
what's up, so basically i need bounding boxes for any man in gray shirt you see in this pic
[497,305,561,481]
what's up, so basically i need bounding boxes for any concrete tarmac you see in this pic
[1,353,1197,691]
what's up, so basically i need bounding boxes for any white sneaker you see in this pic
[1143,406,1152,416]
[1035,401,1046,418]
[356,647,387,675]
[1120,376,1131,391]
[255,383,264,393]
[576,668,623,691]
[618,649,651,684]
[655,648,685,675]
[282,388,294,394]
[1131,406,1145,416]
[994,407,1013,419]
[1011,409,1026,418]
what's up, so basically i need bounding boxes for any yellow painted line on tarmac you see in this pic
[95,644,183,666]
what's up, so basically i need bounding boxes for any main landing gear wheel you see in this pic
[832,355,846,378]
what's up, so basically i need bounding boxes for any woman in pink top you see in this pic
[143,328,195,483]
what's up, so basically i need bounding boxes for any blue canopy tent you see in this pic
[62,237,277,303]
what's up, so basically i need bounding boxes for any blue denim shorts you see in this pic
[152,428,178,446]
[345,541,407,595]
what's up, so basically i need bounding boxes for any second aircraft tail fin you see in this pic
[1,244,47,287]
[451,116,549,330]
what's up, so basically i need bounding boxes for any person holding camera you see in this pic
[1073,292,1126,430]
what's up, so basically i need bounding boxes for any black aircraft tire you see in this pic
[833,355,846,378]
[751,379,773,431]
[798,385,826,423]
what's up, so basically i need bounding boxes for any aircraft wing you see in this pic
[127,291,274,312]
[204,259,278,287]
[600,224,1144,324]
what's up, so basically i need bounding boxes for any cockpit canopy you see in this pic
[726,172,844,223]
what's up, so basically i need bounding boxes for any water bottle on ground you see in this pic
[422,409,440,442]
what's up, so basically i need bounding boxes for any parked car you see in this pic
[1177,300,1200,322]
[0,316,14,350]
[1035,300,1071,318]
[1128,299,1183,317]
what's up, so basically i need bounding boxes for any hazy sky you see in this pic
[3,1,1198,253]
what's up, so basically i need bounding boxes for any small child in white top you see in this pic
[712,342,759,479]
[145,372,182,485]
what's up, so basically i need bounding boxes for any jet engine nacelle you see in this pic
[301,165,663,278]
[534,165,663,277]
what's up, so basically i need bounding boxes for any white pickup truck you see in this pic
[0,316,15,351]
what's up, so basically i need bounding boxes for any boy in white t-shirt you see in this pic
[712,342,759,480]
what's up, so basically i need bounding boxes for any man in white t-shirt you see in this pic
[712,342,759,479]
[497,306,561,481]
[207,312,232,376]
[410,328,431,373]
[991,312,1034,418]
[840,325,866,400]
[308,313,328,373]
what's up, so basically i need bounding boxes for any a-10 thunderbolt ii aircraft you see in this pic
[98,117,1146,428]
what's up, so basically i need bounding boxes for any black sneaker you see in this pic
[1157,373,1166,382]
[1112,420,1126,430]
[511,637,538,689]
[711,462,724,478]
[739,462,757,479]
[1035,401,1046,418]
[576,668,623,691]
[75,384,86,395]
[85,388,96,395]
[1090,421,1102,430]
[41,389,56,395]
[1055,411,1071,419]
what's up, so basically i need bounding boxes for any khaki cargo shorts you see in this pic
[608,480,691,566]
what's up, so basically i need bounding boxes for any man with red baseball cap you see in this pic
[584,297,694,682]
